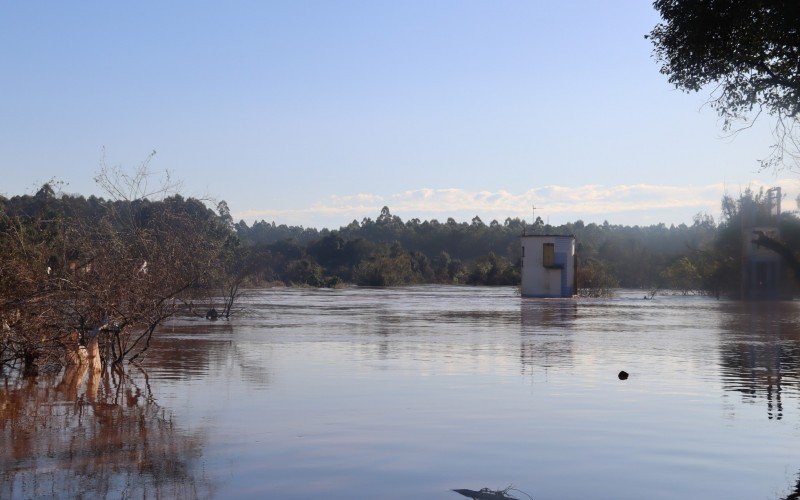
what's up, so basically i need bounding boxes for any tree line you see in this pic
[3,178,799,375]
[232,191,800,297]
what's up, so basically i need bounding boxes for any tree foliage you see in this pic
[648,0,800,168]
[235,207,732,290]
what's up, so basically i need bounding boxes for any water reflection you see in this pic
[146,322,235,379]
[147,322,271,388]
[8,288,800,499]
[718,302,800,421]
[0,365,211,499]
[519,300,577,371]
[520,299,578,330]
[784,473,800,500]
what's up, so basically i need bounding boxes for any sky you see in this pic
[0,1,794,228]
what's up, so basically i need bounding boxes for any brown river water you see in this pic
[2,286,800,499]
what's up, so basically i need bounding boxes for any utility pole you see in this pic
[531,204,539,234]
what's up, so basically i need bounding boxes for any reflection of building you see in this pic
[741,187,782,300]
[719,302,800,421]
[722,339,785,420]
[520,235,576,297]
[520,300,577,330]
[519,300,577,370]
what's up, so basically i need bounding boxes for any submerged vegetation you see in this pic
[0,167,237,374]
[2,168,799,375]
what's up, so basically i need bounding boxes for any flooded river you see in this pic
[3,286,800,499]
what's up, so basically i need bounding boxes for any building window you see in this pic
[543,243,554,267]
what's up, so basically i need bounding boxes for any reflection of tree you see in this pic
[145,322,271,387]
[519,301,577,372]
[784,472,800,500]
[0,365,211,498]
[718,302,800,421]
[232,343,272,387]
[143,322,235,380]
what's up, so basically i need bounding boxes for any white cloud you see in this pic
[235,179,800,227]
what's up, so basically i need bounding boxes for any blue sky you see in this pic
[0,1,790,228]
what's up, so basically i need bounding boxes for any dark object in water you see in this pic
[618,370,629,380]
[452,488,521,499]
[205,308,218,320]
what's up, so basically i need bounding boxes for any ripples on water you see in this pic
[3,286,800,499]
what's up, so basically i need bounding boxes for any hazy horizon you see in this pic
[8,176,799,230]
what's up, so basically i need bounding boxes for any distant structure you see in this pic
[742,187,783,300]
[520,234,576,298]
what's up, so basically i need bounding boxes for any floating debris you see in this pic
[618,370,629,380]
[452,485,533,499]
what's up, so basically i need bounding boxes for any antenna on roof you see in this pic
[529,204,540,235]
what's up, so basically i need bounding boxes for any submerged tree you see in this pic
[0,161,235,373]
[576,258,618,297]
[660,256,702,295]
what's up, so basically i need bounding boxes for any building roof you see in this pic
[519,234,575,239]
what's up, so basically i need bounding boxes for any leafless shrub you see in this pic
[0,158,233,373]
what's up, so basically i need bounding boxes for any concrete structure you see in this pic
[520,235,576,297]
[741,187,783,300]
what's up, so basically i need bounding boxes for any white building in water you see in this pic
[520,235,576,298]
